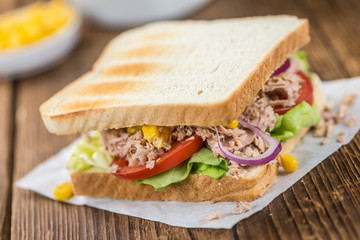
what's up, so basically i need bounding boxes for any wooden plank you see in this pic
[0,81,13,240]
[0,1,17,239]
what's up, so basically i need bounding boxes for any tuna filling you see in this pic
[101,71,303,176]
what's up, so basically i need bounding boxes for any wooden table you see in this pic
[1,0,359,239]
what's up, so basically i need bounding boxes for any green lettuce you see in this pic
[136,148,228,191]
[67,132,113,171]
[189,148,229,179]
[294,50,309,72]
[294,50,314,79]
[270,101,321,141]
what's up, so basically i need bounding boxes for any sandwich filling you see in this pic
[67,51,321,190]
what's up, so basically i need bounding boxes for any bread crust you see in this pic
[40,16,310,135]
[71,163,278,202]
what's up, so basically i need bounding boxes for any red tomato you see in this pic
[274,71,314,115]
[110,135,203,180]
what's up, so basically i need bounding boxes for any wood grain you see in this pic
[0,81,13,240]
[0,2,16,240]
[3,0,360,239]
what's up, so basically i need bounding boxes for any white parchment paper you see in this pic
[16,77,360,229]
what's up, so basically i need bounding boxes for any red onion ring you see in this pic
[271,59,290,76]
[215,119,282,166]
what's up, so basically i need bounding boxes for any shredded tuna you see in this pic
[101,129,165,167]
[321,137,329,145]
[336,131,345,143]
[100,72,304,174]
[347,116,356,127]
[232,201,252,215]
[242,72,302,132]
[226,161,248,179]
[262,73,302,108]
[342,93,357,106]
[204,212,221,220]
[146,160,155,169]
[313,111,336,138]
[337,93,357,122]
[171,126,194,141]
[314,92,356,144]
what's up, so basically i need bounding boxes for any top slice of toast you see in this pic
[40,16,309,135]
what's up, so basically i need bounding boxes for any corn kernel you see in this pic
[142,125,171,148]
[226,119,239,129]
[53,181,73,200]
[126,126,142,134]
[154,127,172,148]
[280,154,297,173]
[142,125,159,142]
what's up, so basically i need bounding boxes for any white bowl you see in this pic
[69,0,211,28]
[0,9,81,78]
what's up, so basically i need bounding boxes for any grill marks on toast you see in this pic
[102,62,170,77]
[139,32,175,42]
[117,45,176,59]
[59,99,121,112]
[76,81,149,96]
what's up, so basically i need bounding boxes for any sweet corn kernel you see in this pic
[0,0,74,50]
[226,119,239,129]
[53,181,73,200]
[142,125,171,148]
[142,125,159,142]
[280,154,297,173]
[126,126,142,134]
[155,127,172,148]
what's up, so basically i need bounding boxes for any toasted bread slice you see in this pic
[40,16,309,135]
[70,75,326,202]
[71,162,278,202]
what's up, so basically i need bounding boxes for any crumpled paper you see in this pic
[16,77,360,229]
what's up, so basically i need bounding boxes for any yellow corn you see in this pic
[142,125,171,148]
[0,0,74,49]
[142,125,159,142]
[53,181,73,200]
[226,119,239,129]
[280,154,298,173]
[156,127,172,148]
[127,126,142,134]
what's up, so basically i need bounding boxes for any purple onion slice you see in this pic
[271,59,290,76]
[215,119,282,166]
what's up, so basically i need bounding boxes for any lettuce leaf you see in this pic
[136,148,228,191]
[270,101,321,141]
[67,132,113,171]
[294,50,309,72]
[136,161,190,191]
[189,148,228,179]
[294,50,314,79]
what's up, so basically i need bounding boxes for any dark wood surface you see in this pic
[1,0,359,239]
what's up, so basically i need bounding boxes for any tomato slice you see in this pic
[274,71,314,115]
[110,135,203,180]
